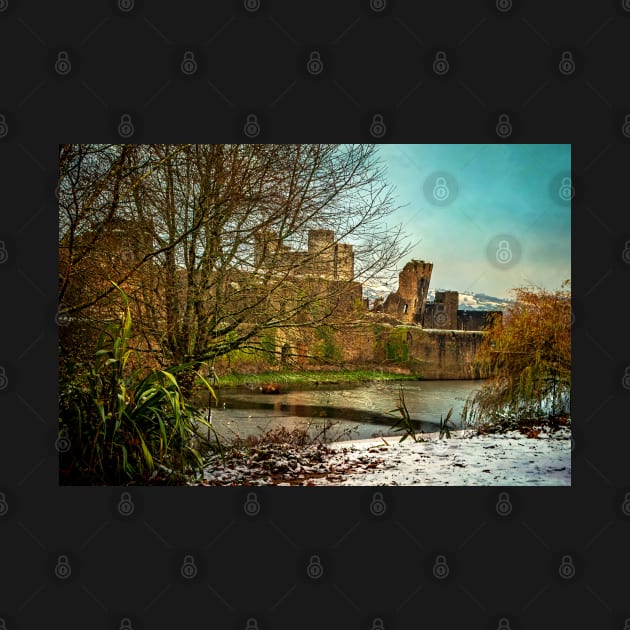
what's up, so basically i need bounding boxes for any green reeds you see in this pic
[59,284,221,484]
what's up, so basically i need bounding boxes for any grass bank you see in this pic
[213,369,422,388]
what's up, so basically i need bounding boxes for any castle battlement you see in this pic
[254,229,354,281]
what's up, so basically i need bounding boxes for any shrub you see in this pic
[59,285,221,484]
[313,325,342,362]
[385,327,409,363]
[462,281,571,431]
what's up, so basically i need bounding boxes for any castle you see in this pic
[254,228,354,281]
[64,221,502,333]
[60,223,502,378]
[378,258,502,331]
[254,231,502,331]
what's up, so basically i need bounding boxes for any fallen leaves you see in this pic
[191,424,571,486]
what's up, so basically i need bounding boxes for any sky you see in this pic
[375,144,571,300]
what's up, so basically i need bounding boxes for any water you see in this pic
[196,380,486,443]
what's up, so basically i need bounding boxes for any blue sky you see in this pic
[375,144,571,299]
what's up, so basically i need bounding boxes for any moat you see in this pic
[197,379,486,443]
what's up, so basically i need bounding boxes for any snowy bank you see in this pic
[198,426,570,487]
[308,428,570,486]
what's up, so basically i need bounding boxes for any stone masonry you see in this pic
[254,228,354,281]
[423,290,459,329]
[381,260,433,324]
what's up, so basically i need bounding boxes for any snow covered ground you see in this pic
[307,428,570,486]
[199,426,571,487]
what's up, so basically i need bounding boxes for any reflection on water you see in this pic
[196,380,486,443]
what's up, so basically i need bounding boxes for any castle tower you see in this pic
[308,229,335,252]
[334,243,354,281]
[307,229,335,278]
[382,259,433,324]
[397,260,433,323]
[432,290,458,329]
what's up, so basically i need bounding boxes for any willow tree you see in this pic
[59,144,410,393]
[462,280,571,429]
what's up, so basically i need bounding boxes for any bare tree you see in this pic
[59,144,411,392]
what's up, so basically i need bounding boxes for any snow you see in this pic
[198,426,571,487]
[436,289,513,312]
[308,429,570,486]
[361,280,514,312]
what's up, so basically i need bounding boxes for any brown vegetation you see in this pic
[462,280,571,430]
[59,144,411,395]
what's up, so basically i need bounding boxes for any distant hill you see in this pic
[362,281,512,312]
[447,290,513,312]
[362,280,395,303]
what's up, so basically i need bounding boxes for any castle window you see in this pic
[403,303,408,314]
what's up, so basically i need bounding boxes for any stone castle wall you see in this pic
[369,325,487,379]
[457,310,502,331]
[255,323,489,379]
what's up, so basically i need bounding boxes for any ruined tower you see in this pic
[425,290,459,329]
[382,259,433,324]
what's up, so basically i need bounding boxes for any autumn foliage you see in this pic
[462,280,571,429]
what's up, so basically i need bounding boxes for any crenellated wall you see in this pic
[254,228,355,281]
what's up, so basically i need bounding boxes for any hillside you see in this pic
[362,281,512,312]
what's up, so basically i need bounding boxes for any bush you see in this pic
[313,325,342,362]
[385,327,409,363]
[462,281,571,431]
[59,286,221,484]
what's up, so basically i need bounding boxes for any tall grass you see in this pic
[387,385,420,443]
[387,385,455,442]
[214,369,420,388]
[59,285,221,484]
